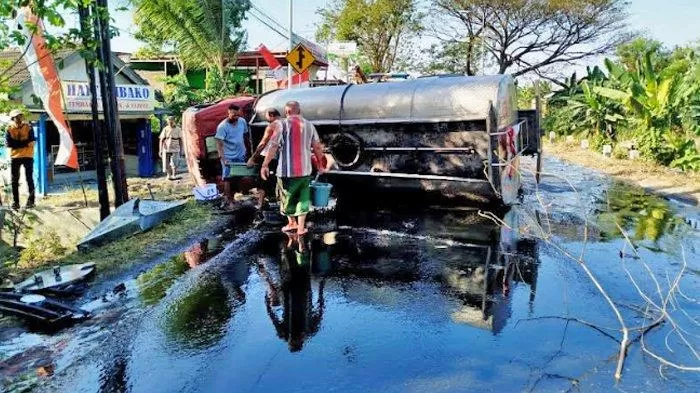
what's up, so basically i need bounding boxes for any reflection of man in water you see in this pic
[184,238,208,268]
[262,233,325,352]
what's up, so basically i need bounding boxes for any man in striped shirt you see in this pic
[261,101,326,235]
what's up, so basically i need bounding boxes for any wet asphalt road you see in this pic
[1,157,699,393]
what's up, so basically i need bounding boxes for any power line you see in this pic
[249,4,314,42]
[248,8,288,40]
[250,3,283,28]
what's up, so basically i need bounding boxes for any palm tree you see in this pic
[132,0,250,75]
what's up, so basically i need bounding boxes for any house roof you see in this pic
[0,49,149,88]
[234,50,328,68]
[0,49,74,87]
[128,50,329,69]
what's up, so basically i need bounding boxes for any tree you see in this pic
[420,40,487,75]
[615,37,667,73]
[132,0,250,75]
[1,1,90,99]
[316,0,423,73]
[516,81,551,110]
[432,0,630,78]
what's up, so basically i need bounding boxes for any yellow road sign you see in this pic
[286,43,315,74]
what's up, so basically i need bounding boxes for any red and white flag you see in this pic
[16,7,79,169]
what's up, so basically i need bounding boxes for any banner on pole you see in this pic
[16,7,78,169]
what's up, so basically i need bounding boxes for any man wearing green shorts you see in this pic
[261,101,326,235]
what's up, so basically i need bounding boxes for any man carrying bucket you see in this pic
[216,104,250,209]
[261,101,326,235]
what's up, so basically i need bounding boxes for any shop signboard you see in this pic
[63,81,155,112]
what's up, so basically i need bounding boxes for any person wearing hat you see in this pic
[5,109,35,209]
[159,116,182,180]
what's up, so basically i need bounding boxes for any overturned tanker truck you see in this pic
[251,75,542,205]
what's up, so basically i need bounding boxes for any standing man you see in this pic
[5,109,35,210]
[215,104,250,208]
[247,108,282,207]
[261,101,326,235]
[159,116,182,180]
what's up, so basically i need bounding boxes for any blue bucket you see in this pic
[310,181,333,207]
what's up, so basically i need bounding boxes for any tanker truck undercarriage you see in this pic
[251,75,542,206]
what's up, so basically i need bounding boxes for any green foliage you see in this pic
[132,0,250,73]
[615,37,668,73]
[150,115,161,134]
[545,42,700,171]
[316,0,423,73]
[162,74,202,118]
[516,82,551,110]
[612,144,628,159]
[18,230,68,269]
[1,1,120,103]
[162,70,251,118]
[200,68,250,102]
[545,66,624,139]
[421,40,484,76]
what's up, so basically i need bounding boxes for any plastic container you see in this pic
[310,181,333,207]
[193,184,219,201]
[227,163,258,177]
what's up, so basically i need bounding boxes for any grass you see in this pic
[39,176,195,209]
[5,200,216,280]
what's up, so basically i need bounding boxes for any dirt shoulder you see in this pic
[544,141,700,206]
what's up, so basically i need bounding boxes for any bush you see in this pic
[542,105,580,136]
[612,144,628,159]
[545,43,700,171]
[18,230,68,270]
[588,133,608,152]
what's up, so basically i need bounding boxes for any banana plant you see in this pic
[596,52,682,146]
[566,81,624,139]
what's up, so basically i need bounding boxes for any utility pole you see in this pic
[93,0,129,206]
[78,4,110,220]
[287,0,293,89]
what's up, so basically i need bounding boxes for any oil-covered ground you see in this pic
[1,157,699,392]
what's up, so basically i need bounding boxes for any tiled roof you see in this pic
[0,49,75,87]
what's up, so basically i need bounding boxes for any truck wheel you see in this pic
[330,133,363,169]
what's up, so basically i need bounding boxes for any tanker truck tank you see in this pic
[251,74,539,205]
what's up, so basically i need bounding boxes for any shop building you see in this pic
[1,50,160,194]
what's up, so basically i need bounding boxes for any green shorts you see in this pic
[277,176,312,217]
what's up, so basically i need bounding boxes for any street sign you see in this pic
[292,34,328,63]
[327,41,357,58]
[286,43,315,74]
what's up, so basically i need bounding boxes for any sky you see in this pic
[108,0,699,60]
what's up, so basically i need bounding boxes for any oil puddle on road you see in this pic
[2,157,700,393]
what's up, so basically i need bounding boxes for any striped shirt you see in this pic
[261,119,282,157]
[272,115,319,178]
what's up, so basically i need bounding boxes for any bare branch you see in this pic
[434,0,629,77]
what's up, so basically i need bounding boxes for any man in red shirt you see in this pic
[261,101,326,235]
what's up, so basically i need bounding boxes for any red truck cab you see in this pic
[182,96,257,186]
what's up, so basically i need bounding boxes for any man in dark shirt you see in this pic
[5,109,35,209]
